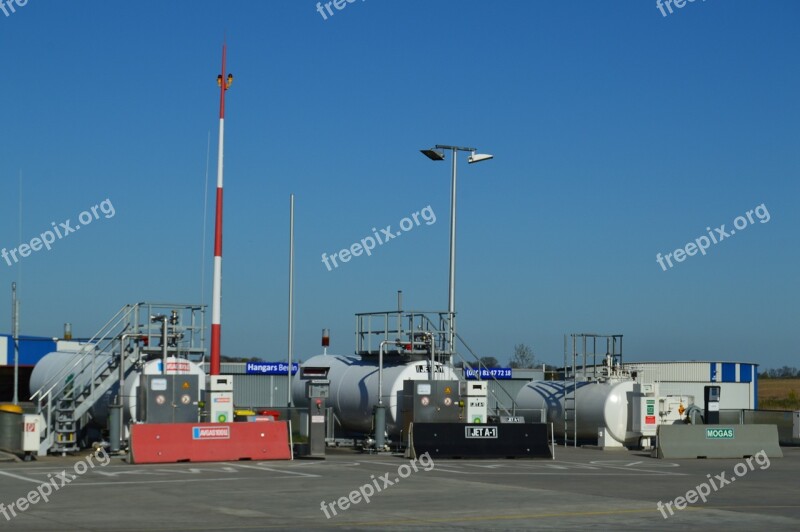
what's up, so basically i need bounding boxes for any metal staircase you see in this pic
[30,302,207,455]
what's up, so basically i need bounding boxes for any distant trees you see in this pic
[452,357,498,370]
[759,366,799,378]
[221,356,264,363]
[510,343,535,369]
[479,356,500,368]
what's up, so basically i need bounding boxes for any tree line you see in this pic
[758,366,800,378]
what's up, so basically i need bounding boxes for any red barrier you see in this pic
[130,421,292,464]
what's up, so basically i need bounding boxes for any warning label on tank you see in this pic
[192,426,230,440]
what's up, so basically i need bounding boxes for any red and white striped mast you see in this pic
[211,44,232,376]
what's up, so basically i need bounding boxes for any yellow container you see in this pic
[0,404,23,414]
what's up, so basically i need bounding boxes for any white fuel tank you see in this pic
[515,379,635,444]
[292,354,458,436]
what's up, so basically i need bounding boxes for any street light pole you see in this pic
[420,145,493,358]
[448,147,457,324]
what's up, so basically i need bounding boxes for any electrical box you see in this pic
[460,381,488,424]
[401,380,462,434]
[139,374,200,424]
[21,414,44,453]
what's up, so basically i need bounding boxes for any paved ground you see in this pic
[0,446,798,531]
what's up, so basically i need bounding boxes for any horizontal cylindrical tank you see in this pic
[515,379,635,444]
[30,349,107,400]
[31,352,205,426]
[292,354,458,436]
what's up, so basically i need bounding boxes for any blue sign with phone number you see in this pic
[464,368,512,379]
[246,362,299,375]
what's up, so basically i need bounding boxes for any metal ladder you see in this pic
[563,334,578,447]
[52,377,78,452]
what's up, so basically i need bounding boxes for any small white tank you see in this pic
[293,354,458,436]
[515,379,635,444]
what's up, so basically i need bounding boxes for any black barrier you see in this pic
[412,422,552,459]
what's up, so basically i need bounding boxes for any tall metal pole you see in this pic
[287,194,295,407]
[422,144,490,359]
[11,282,19,405]
[211,44,232,376]
[448,148,457,355]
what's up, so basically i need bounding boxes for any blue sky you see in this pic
[0,1,797,369]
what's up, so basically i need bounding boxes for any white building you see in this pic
[625,361,758,410]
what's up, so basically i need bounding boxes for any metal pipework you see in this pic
[150,315,169,375]
[377,340,392,408]
[375,339,398,451]
[427,332,436,381]
[113,332,142,452]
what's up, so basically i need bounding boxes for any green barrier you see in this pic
[654,424,783,459]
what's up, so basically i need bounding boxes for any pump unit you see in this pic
[206,375,234,423]
[460,381,488,424]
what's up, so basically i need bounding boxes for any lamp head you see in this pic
[421,148,446,161]
[467,151,493,164]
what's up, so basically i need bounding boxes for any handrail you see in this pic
[356,310,455,357]
[31,304,135,403]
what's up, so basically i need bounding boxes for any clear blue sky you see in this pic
[1,1,797,369]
